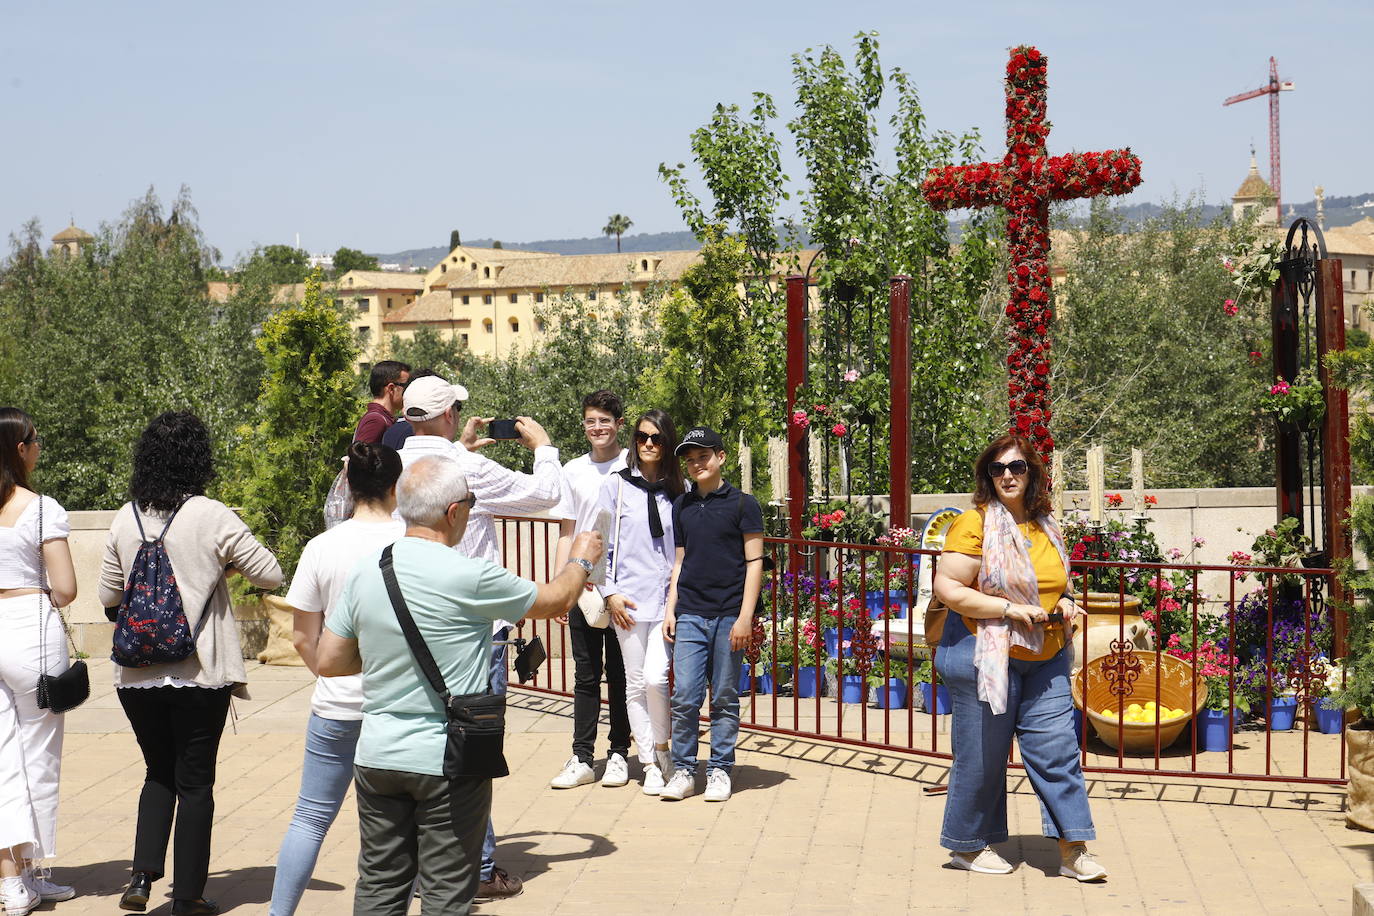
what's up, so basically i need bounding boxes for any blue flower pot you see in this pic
[1197,708,1234,752]
[795,666,822,699]
[823,627,854,658]
[918,682,951,715]
[840,674,866,704]
[1316,698,1344,735]
[1268,696,1298,731]
[738,662,753,694]
[756,672,775,696]
[871,678,907,709]
[866,591,910,619]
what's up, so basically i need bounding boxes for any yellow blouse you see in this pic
[942,507,1067,662]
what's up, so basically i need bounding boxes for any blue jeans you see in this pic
[669,614,744,774]
[480,628,509,882]
[269,713,362,916]
[934,617,1095,852]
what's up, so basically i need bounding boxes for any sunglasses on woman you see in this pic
[634,430,663,446]
[988,459,1028,478]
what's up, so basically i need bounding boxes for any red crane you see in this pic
[1223,57,1295,223]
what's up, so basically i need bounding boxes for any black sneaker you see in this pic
[475,867,523,901]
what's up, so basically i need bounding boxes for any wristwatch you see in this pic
[568,558,593,576]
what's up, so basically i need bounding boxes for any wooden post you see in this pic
[889,276,913,530]
[1315,258,1353,654]
[785,275,809,548]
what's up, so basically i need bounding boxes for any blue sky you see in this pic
[4,0,1368,261]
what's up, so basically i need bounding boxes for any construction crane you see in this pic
[1223,57,1295,224]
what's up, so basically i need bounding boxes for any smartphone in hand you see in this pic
[488,419,520,440]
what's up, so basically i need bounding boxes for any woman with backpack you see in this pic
[99,412,282,916]
[0,408,79,916]
[268,441,404,916]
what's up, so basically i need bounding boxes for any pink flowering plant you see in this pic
[801,498,885,544]
[1166,632,1254,712]
[1257,368,1325,429]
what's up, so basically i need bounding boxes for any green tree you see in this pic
[1052,199,1272,488]
[244,244,309,284]
[0,188,272,509]
[227,268,359,578]
[602,214,633,253]
[332,246,379,276]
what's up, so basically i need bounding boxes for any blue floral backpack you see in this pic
[111,501,213,668]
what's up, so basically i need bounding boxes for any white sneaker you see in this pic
[1,877,39,916]
[659,769,695,801]
[1059,846,1108,882]
[26,870,76,902]
[549,756,595,789]
[601,752,629,787]
[641,763,666,795]
[949,847,1014,875]
[704,767,732,802]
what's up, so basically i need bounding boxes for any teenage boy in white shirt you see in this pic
[548,390,632,789]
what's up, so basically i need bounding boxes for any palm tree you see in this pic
[602,214,633,252]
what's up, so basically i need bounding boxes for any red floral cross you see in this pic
[922,46,1142,460]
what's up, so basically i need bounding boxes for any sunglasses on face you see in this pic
[634,430,663,446]
[988,459,1029,478]
[449,494,477,512]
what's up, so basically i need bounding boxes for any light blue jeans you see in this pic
[934,617,1095,852]
[269,713,362,916]
[480,628,509,882]
[669,614,744,774]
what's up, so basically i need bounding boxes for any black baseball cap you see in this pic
[675,426,725,455]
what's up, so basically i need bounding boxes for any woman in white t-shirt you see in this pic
[269,442,405,916]
[600,409,684,794]
[0,408,78,916]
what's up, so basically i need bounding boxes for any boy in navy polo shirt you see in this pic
[659,426,764,802]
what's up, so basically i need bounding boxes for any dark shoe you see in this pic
[119,873,152,912]
[170,899,220,915]
[475,867,523,901]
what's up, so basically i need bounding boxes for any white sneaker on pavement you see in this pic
[601,753,629,787]
[659,769,695,801]
[549,756,595,789]
[1059,846,1108,882]
[641,763,666,795]
[1,877,39,916]
[948,847,1014,875]
[704,767,732,802]
[26,870,76,902]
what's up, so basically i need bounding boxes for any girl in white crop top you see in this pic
[0,407,79,912]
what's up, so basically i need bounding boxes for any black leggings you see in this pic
[117,685,232,900]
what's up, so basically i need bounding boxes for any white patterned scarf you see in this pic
[973,499,1070,714]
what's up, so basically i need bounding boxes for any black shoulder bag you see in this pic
[378,544,509,780]
[35,496,90,713]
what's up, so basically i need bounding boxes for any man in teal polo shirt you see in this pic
[318,456,602,915]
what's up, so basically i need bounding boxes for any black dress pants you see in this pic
[117,685,233,901]
[567,605,630,764]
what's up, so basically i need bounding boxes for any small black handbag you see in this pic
[34,495,90,714]
[379,544,508,780]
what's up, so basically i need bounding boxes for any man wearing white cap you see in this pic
[395,374,560,900]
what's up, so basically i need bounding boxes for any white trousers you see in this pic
[613,619,671,764]
[0,595,67,859]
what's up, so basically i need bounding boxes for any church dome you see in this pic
[1233,155,1272,202]
[51,223,93,243]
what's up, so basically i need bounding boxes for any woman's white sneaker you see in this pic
[549,757,594,789]
[601,753,630,787]
[1,876,39,916]
[948,847,1014,875]
[1059,847,1108,882]
[659,769,695,800]
[641,763,666,795]
[26,871,76,902]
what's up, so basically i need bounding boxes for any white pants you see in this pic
[0,595,67,859]
[614,620,671,764]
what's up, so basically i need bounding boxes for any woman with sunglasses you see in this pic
[598,409,684,794]
[931,433,1105,881]
[0,409,78,915]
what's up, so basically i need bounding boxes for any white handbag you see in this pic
[576,477,624,629]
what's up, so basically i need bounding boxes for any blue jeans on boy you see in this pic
[669,614,745,774]
[934,617,1095,852]
[480,627,509,882]
[269,713,363,916]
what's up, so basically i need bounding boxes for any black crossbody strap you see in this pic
[380,544,451,704]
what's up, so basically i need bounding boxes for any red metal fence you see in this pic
[497,516,1348,785]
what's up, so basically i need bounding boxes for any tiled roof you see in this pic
[206,281,307,303]
[337,270,427,291]
[51,224,92,242]
[1234,157,1273,201]
[1316,217,1374,257]
[385,291,455,324]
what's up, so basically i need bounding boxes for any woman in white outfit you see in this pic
[600,409,683,794]
[0,408,78,916]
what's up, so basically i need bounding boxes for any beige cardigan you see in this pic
[98,496,282,694]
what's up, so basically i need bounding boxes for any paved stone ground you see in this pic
[37,660,1374,915]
